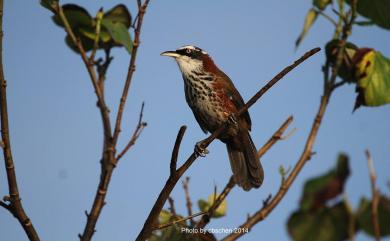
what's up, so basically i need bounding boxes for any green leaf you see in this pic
[52,4,93,29]
[354,49,390,110]
[48,4,133,54]
[356,195,390,237]
[313,0,332,10]
[300,154,350,211]
[40,0,58,13]
[101,19,133,53]
[287,202,350,241]
[104,4,132,28]
[197,193,227,218]
[296,8,318,48]
[159,210,173,225]
[347,0,390,30]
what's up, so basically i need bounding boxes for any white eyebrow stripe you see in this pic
[178,45,208,55]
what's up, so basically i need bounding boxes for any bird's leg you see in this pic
[195,140,209,157]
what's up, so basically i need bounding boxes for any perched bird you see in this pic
[161,45,263,191]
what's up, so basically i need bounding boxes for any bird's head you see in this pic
[161,45,219,75]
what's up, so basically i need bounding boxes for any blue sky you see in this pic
[1,1,389,241]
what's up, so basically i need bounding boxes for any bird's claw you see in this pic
[195,141,209,157]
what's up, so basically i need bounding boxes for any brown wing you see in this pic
[216,71,252,131]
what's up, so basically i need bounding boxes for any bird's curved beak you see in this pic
[160,50,180,58]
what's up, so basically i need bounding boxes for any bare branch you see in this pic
[170,126,187,174]
[167,197,177,217]
[56,4,112,141]
[315,8,338,27]
[116,102,147,161]
[112,0,151,145]
[257,116,294,158]
[135,47,320,241]
[366,150,381,241]
[0,1,40,240]
[88,8,103,63]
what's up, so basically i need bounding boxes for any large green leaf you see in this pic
[52,4,93,29]
[356,195,390,237]
[354,49,390,110]
[296,8,318,48]
[287,202,350,241]
[102,18,133,53]
[300,154,350,211]
[348,0,390,30]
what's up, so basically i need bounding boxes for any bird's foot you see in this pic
[195,141,209,157]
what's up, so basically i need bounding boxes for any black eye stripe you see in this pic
[176,47,203,59]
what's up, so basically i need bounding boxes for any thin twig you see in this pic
[196,176,236,229]
[257,116,294,158]
[315,8,338,27]
[0,1,40,240]
[366,150,381,241]
[112,0,151,145]
[116,102,147,161]
[182,177,195,226]
[167,197,177,217]
[56,4,112,140]
[135,47,320,241]
[89,8,103,63]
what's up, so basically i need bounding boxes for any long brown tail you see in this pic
[226,131,263,191]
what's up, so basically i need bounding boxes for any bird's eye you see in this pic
[186,49,192,54]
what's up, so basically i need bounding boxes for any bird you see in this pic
[161,45,263,191]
